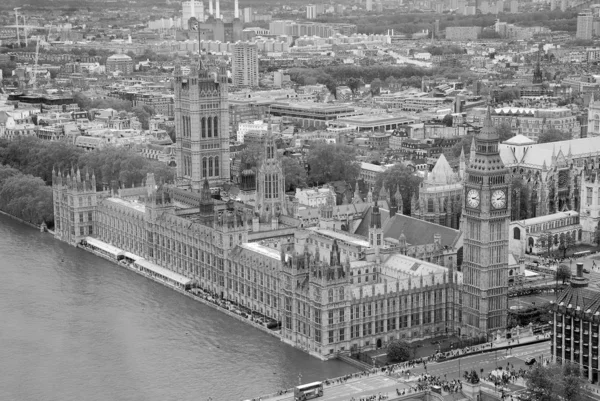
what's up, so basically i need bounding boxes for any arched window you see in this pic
[201,117,206,138]
[427,198,434,213]
[208,156,214,176]
[214,156,219,176]
[207,117,213,138]
[202,157,207,177]
[513,227,521,240]
[213,116,218,137]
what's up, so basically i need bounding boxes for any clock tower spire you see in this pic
[462,104,511,338]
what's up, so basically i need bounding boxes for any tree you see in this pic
[370,78,383,95]
[594,222,600,246]
[0,60,17,79]
[538,231,554,256]
[374,163,422,215]
[346,77,363,94]
[558,232,576,258]
[387,340,411,362]
[495,123,514,142]
[306,143,360,185]
[556,264,571,284]
[526,364,557,401]
[526,362,584,401]
[0,173,54,225]
[239,143,263,171]
[281,156,307,192]
[132,105,154,130]
[442,114,453,127]
[538,128,571,144]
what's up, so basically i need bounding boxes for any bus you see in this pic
[294,381,323,401]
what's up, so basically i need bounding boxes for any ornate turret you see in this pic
[394,186,403,215]
[199,178,214,225]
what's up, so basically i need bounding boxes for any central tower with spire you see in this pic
[461,104,511,337]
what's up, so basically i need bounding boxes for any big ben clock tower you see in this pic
[462,106,511,338]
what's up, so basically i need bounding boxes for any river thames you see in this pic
[0,214,357,401]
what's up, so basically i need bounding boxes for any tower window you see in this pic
[209,157,214,176]
[202,158,207,177]
[207,117,213,138]
[201,117,206,138]
[215,156,219,176]
[214,116,218,137]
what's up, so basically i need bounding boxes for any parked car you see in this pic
[584,268,590,274]
[524,357,536,366]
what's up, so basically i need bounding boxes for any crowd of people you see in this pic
[414,373,463,393]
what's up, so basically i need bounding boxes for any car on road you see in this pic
[584,268,590,274]
[524,357,536,366]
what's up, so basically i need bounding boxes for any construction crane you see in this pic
[30,36,40,92]
[14,7,21,47]
[21,15,28,47]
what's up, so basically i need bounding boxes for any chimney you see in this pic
[209,0,213,16]
[571,262,589,288]
[234,0,239,19]
[190,0,195,20]
[216,0,220,19]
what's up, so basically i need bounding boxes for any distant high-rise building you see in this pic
[496,0,504,12]
[306,4,317,19]
[550,0,556,11]
[232,42,259,88]
[366,0,373,11]
[509,0,518,13]
[577,10,594,40]
[182,1,204,28]
[561,0,568,12]
[243,7,253,22]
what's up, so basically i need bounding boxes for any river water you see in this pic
[0,214,356,401]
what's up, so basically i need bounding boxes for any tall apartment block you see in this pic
[577,10,594,40]
[232,42,259,88]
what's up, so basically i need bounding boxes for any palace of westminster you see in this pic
[52,61,600,359]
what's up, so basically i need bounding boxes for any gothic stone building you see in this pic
[279,204,463,357]
[411,152,464,230]
[53,168,464,359]
[501,135,600,220]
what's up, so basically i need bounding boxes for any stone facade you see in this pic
[411,152,464,230]
[174,61,231,190]
[462,107,511,337]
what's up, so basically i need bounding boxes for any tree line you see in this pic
[0,137,174,191]
[0,165,54,226]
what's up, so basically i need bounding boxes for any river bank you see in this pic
[0,209,41,230]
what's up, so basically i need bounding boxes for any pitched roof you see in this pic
[503,134,535,146]
[382,214,461,248]
[556,286,600,314]
[500,136,600,167]
[353,201,391,237]
[427,153,456,185]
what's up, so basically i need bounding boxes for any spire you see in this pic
[478,104,497,141]
[470,136,476,154]
[367,186,373,204]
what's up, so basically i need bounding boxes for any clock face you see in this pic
[467,189,480,208]
[491,190,506,209]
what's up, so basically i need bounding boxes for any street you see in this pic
[263,342,551,401]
